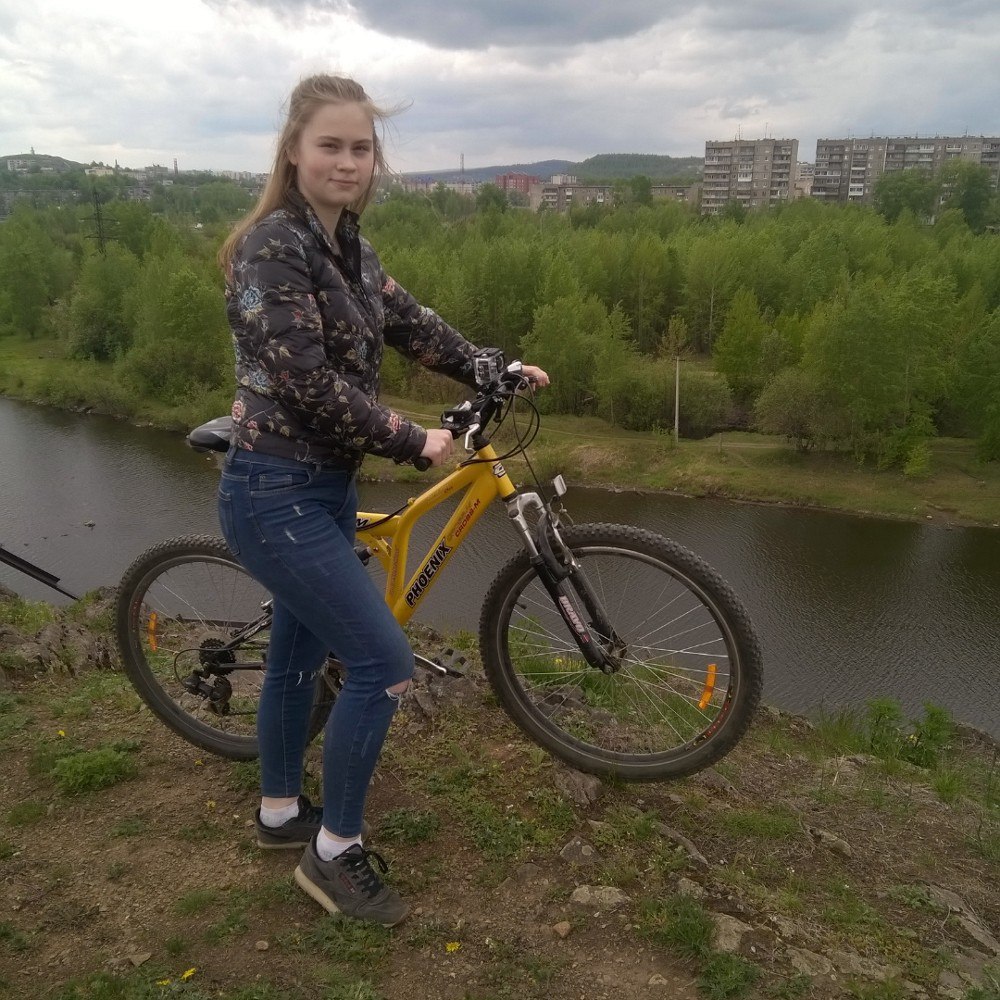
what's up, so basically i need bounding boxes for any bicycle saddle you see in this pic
[187,416,232,453]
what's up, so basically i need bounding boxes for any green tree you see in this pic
[117,254,229,402]
[713,287,771,406]
[68,244,141,360]
[801,267,953,465]
[521,294,608,413]
[939,161,994,233]
[0,206,74,337]
[873,170,938,223]
[952,308,1000,459]
[475,183,508,214]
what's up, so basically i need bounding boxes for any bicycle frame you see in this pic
[356,442,518,625]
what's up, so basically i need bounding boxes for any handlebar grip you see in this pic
[413,456,432,471]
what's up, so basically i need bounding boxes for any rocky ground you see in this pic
[0,588,998,1000]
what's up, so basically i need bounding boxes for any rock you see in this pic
[712,913,753,954]
[654,823,709,868]
[786,947,833,977]
[806,825,853,858]
[255,940,269,952]
[830,950,899,981]
[552,921,571,939]
[923,883,970,915]
[559,836,600,865]
[938,971,965,990]
[586,819,613,838]
[570,885,629,909]
[957,915,1000,956]
[647,973,670,986]
[768,914,807,941]
[675,877,706,899]
[554,769,603,806]
[739,927,780,961]
[693,769,738,795]
[127,952,152,968]
[953,949,993,985]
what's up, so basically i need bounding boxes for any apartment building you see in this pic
[494,171,539,194]
[812,136,1000,204]
[527,178,699,212]
[701,138,799,215]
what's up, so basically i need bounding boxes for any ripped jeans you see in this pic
[218,446,413,838]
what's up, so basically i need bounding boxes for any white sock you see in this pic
[316,827,362,861]
[259,800,300,828]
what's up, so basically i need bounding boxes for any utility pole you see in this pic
[85,186,117,255]
[674,356,681,446]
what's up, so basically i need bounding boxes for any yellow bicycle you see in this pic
[115,358,762,780]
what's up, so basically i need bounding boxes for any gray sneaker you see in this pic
[294,839,409,927]
[255,797,370,850]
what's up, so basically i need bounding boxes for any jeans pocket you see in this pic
[251,469,312,495]
[217,489,239,556]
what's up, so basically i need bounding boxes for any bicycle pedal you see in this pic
[430,647,467,677]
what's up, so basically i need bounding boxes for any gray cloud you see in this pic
[209,0,673,48]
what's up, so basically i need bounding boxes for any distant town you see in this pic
[3,133,999,218]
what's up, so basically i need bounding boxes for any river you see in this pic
[1,396,998,736]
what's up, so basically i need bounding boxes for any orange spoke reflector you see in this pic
[698,663,717,710]
[147,612,158,652]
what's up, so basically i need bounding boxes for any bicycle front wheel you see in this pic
[115,535,335,761]
[480,523,762,781]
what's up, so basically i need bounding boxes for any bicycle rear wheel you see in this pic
[115,535,335,761]
[480,523,762,781]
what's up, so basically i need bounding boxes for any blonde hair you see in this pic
[219,74,393,271]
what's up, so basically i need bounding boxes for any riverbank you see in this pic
[2,335,999,527]
[1,590,998,999]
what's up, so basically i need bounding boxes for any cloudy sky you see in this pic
[2,0,999,175]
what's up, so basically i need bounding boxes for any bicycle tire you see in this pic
[479,522,762,781]
[115,534,335,761]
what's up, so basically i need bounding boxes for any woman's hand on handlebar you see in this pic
[520,364,550,388]
[419,428,455,467]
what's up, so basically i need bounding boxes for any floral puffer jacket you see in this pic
[226,198,479,468]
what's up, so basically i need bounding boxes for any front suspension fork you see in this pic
[507,495,624,674]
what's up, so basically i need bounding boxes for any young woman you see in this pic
[216,74,547,927]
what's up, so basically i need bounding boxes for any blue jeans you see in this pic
[218,447,413,838]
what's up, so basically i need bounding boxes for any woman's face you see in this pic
[290,101,376,229]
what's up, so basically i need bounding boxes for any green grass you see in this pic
[6,799,47,826]
[50,745,139,795]
[718,807,801,840]
[175,888,220,916]
[0,594,57,633]
[699,953,761,999]
[282,916,392,969]
[0,920,30,952]
[111,816,146,838]
[638,893,714,960]
[377,807,441,845]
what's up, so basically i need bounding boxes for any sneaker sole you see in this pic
[256,837,311,850]
[256,821,371,851]
[293,864,409,928]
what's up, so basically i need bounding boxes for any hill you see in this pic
[0,591,998,998]
[403,153,703,185]
[0,153,88,173]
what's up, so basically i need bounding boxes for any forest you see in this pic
[1,164,999,471]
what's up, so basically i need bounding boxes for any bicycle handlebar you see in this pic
[411,360,529,471]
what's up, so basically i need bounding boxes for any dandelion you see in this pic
[205,800,216,811]
[57,730,66,738]
[445,941,460,953]
[194,758,204,767]
[181,967,197,981]
[156,979,171,986]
